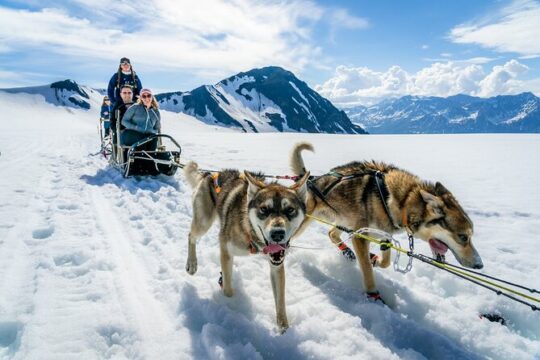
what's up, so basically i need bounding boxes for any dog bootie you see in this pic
[338,243,356,261]
[367,291,386,304]
[369,253,379,267]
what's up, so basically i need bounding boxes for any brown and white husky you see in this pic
[183,161,309,332]
[290,142,483,301]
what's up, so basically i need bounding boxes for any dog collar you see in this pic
[401,209,413,234]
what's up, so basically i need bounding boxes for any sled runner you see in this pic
[99,117,113,158]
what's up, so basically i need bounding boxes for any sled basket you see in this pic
[121,134,182,178]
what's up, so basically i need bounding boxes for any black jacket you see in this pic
[110,100,135,133]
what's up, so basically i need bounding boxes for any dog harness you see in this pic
[307,170,401,230]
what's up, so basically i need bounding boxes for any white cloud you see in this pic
[477,59,528,96]
[329,8,369,29]
[0,1,360,80]
[449,0,540,56]
[423,56,498,64]
[317,60,533,106]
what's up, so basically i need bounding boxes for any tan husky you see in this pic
[290,142,483,301]
[183,161,309,332]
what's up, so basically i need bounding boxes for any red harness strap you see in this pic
[243,231,259,254]
[211,172,221,194]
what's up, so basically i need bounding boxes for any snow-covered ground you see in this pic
[0,91,539,360]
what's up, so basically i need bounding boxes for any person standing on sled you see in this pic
[121,88,161,151]
[107,57,142,106]
[100,95,111,136]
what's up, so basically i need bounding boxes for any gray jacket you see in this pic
[121,103,161,134]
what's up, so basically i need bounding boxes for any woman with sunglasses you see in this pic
[120,88,161,150]
[107,57,142,106]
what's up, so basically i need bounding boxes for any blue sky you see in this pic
[0,0,539,105]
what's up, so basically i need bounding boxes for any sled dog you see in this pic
[183,162,309,332]
[290,142,483,300]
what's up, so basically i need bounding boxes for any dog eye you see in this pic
[285,207,296,217]
[259,206,269,216]
[458,234,469,243]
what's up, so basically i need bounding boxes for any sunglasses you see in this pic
[141,94,152,99]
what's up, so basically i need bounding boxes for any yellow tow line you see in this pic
[306,214,540,309]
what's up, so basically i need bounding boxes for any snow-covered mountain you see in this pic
[345,93,540,134]
[2,79,104,110]
[157,66,366,134]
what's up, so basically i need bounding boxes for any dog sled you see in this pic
[109,118,182,178]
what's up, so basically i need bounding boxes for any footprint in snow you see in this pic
[32,225,55,239]
[57,203,79,211]
[53,252,89,267]
[0,321,23,349]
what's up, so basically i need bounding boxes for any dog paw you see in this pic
[185,258,198,275]
[276,319,289,334]
[223,287,234,297]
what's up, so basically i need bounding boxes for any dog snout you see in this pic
[473,262,483,269]
[270,229,286,242]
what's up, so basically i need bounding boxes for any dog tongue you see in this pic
[429,238,448,255]
[263,244,286,254]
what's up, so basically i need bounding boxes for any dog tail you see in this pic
[290,142,314,175]
[183,161,203,188]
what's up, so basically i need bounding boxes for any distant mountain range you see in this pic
[2,70,539,133]
[344,93,540,133]
[156,66,365,134]
[2,79,104,110]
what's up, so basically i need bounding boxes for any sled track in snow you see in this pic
[90,188,185,358]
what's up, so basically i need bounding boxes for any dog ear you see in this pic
[420,189,444,216]
[244,171,265,198]
[434,182,450,196]
[290,171,310,203]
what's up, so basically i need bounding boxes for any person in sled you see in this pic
[107,57,142,105]
[100,95,111,136]
[120,88,161,151]
[110,85,135,145]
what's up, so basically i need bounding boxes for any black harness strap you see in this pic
[306,170,399,230]
[321,171,348,196]
[373,171,399,230]
[307,178,338,212]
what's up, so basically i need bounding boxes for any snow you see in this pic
[448,111,479,124]
[289,81,310,105]
[214,77,291,133]
[292,97,316,124]
[2,83,103,110]
[0,91,539,359]
[503,101,537,125]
